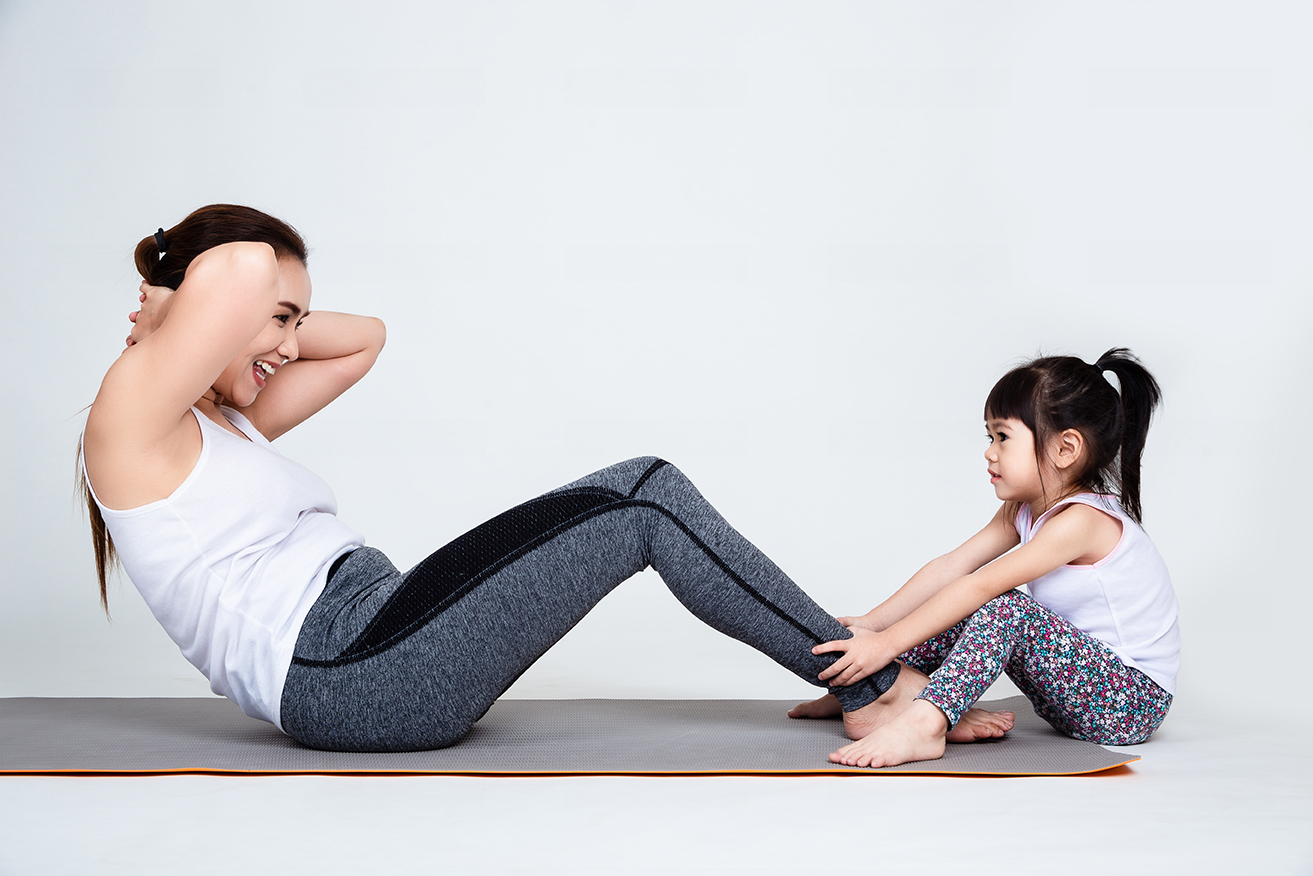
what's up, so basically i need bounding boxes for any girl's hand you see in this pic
[126,281,176,347]
[836,610,884,632]
[813,627,897,687]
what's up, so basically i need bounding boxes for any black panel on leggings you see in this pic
[328,488,623,664]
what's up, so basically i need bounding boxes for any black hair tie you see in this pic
[154,228,166,255]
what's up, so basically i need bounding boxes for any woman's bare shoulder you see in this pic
[82,393,202,511]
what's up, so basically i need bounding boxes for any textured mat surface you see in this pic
[0,695,1138,776]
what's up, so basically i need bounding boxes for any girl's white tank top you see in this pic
[1017,494,1180,694]
[83,407,363,729]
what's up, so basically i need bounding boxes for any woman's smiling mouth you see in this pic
[252,359,278,389]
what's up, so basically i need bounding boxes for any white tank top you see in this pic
[84,407,364,728]
[1016,494,1180,695]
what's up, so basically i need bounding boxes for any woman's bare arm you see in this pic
[91,243,281,445]
[237,310,386,441]
[84,243,282,507]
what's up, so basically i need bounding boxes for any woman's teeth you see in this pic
[256,360,276,376]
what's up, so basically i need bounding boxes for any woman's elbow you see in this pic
[360,317,387,372]
[351,316,387,360]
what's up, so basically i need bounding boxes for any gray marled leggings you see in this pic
[280,457,898,751]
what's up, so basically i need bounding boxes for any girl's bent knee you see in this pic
[972,589,1028,620]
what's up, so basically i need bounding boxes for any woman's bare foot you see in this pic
[830,699,949,768]
[945,707,1014,743]
[839,664,932,741]
[787,694,842,719]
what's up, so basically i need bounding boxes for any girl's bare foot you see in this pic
[840,664,932,741]
[787,694,842,719]
[830,699,949,768]
[945,707,1014,743]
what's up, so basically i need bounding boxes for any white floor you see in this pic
[2,701,1310,876]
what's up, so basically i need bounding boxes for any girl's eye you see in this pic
[295,319,304,330]
[275,314,291,324]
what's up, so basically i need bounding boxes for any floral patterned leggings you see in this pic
[903,589,1172,745]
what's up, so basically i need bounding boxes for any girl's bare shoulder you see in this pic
[1040,502,1123,565]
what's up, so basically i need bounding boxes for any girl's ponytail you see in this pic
[1093,348,1162,524]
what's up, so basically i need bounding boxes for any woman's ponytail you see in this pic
[78,436,116,614]
[1094,348,1162,524]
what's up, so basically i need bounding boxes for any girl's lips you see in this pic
[252,363,266,389]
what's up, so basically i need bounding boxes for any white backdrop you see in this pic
[1,1,1308,724]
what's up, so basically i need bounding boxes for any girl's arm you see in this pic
[816,503,1114,686]
[235,310,386,441]
[845,503,1020,632]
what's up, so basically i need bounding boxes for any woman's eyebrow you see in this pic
[277,301,304,317]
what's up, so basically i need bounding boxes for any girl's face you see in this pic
[212,256,311,407]
[984,417,1059,510]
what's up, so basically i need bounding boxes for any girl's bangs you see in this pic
[984,368,1038,426]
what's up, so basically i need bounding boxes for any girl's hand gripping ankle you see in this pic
[813,627,897,687]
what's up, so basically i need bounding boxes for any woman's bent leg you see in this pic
[282,457,898,751]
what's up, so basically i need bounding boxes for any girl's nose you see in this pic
[278,335,298,363]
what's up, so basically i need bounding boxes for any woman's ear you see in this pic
[1054,428,1085,471]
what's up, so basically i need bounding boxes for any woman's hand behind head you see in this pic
[126,281,176,348]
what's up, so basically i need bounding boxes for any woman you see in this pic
[81,204,905,752]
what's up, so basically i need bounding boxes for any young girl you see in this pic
[790,349,1180,768]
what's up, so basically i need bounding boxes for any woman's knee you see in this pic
[553,456,671,496]
[628,456,677,482]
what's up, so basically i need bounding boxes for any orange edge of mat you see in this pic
[0,757,1140,779]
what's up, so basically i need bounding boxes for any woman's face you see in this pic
[213,256,311,407]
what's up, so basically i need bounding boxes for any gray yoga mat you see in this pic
[0,695,1138,776]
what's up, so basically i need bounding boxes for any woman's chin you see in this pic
[217,384,259,408]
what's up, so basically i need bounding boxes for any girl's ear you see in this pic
[1054,428,1085,471]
